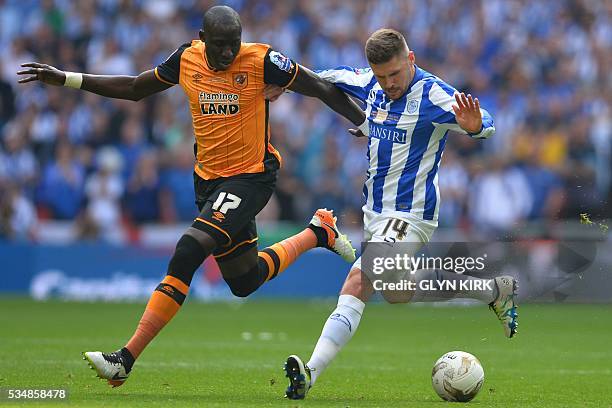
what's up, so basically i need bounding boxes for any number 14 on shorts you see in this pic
[381,218,410,241]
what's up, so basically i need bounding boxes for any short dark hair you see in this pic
[365,29,407,64]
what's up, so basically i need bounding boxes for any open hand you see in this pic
[17,62,66,86]
[452,92,482,134]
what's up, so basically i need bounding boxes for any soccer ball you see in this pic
[431,351,484,402]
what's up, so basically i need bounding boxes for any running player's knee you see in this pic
[167,234,210,286]
[184,227,217,253]
[227,282,255,298]
[225,277,256,298]
[381,289,412,304]
[224,262,266,298]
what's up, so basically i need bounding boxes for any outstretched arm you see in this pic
[287,65,366,126]
[17,63,171,101]
[264,82,368,137]
[263,49,367,129]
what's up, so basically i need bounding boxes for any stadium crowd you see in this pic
[0,0,610,241]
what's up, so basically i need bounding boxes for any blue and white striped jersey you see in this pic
[318,65,495,225]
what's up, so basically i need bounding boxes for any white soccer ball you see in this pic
[431,351,484,402]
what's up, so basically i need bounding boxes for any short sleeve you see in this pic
[155,42,190,85]
[263,48,299,88]
[316,66,376,102]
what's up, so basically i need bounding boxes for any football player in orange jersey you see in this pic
[18,5,368,387]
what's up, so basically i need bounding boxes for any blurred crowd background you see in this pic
[0,0,610,242]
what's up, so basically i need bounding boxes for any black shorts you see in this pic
[192,170,276,262]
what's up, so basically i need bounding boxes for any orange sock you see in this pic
[258,228,317,281]
[125,275,189,359]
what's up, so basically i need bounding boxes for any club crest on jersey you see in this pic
[407,99,420,114]
[269,51,293,73]
[369,123,407,144]
[198,91,240,115]
[233,72,248,89]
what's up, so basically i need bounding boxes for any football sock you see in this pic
[307,295,365,385]
[125,275,190,361]
[259,229,317,281]
[409,269,496,303]
[119,347,135,371]
[307,223,330,248]
[125,235,209,361]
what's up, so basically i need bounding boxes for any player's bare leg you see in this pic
[382,269,518,338]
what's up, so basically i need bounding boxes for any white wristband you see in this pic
[64,71,83,89]
[358,118,369,136]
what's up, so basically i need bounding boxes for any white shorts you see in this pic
[352,207,437,271]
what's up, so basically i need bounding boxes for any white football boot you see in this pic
[83,350,131,387]
[488,276,519,338]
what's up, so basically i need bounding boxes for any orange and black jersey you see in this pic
[154,40,298,180]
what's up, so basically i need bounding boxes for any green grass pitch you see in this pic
[1,298,611,407]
